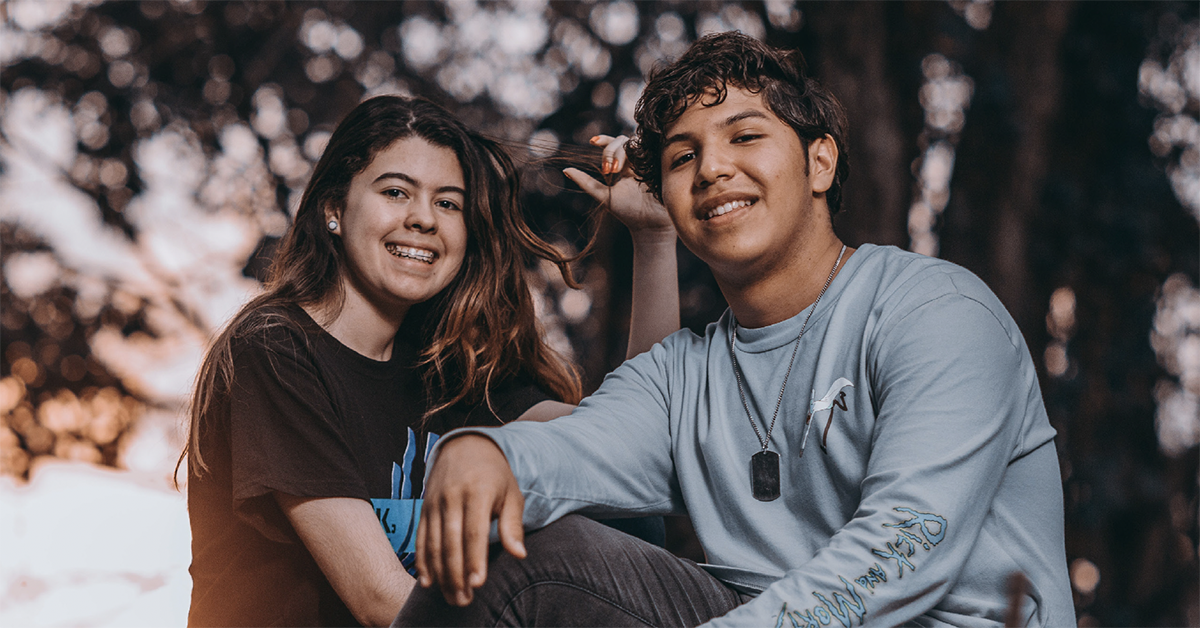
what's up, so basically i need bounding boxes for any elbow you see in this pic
[354,611,397,628]
[348,596,401,628]
[347,579,412,627]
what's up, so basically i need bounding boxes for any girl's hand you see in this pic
[563,135,675,235]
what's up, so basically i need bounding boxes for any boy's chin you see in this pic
[695,248,778,280]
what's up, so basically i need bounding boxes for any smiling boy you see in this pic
[396,33,1074,627]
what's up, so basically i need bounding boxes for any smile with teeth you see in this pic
[385,243,437,264]
[705,199,754,220]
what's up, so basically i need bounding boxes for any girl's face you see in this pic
[327,136,469,318]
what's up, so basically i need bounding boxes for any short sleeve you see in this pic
[227,325,369,540]
[435,377,552,430]
[489,380,553,421]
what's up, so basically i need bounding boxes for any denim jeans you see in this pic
[393,515,749,627]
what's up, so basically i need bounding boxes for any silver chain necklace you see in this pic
[730,244,846,502]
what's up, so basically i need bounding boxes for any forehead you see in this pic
[664,86,783,138]
[360,136,465,188]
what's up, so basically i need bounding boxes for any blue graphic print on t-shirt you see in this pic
[371,428,441,576]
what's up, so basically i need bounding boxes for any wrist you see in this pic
[630,226,678,248]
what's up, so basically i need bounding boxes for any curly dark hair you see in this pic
[626,32,850,215]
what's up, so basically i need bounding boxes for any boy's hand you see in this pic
[415,434,527,607]
[564,135,675,236]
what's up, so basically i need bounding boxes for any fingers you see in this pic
[417,488,477,606]
[590,134,630,174]
[462,492,493,592]
[440,503,469,605]
[414,434,524,608]
[415,504,435,587]
[497,485,527,560]
[563,167,609,205]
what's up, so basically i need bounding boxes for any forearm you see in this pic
[454,359,682,526]
[278,494,415,626]
[702,500,980,627]
[628,227,679,359]
[703,433,1016,627]
[561,134,679,359]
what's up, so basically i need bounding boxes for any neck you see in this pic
[305,282,408,361]
[718,236,852,329]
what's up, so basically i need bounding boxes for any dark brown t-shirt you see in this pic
[187,305,548,627]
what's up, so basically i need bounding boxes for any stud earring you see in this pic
[327,220,338,231]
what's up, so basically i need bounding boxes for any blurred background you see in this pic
[0,0,1196,625]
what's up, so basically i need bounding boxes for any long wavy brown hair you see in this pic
[181,95,581,477]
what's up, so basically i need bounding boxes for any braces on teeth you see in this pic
[386,244,435,263]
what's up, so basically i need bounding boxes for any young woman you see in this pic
[182,96,676,627]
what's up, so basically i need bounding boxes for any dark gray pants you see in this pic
[393,515,748,627]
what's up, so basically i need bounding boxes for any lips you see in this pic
[700,197,757,220]
[385,243,437,264]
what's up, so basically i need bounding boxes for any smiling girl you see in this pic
[182,96,676,627]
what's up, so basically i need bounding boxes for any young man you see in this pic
[396,33,1074,627]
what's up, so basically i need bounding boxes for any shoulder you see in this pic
[434,369,554,429]
[850,244,993,305]
[482,371,554,418]
[850,245,1020,348]
[662,325,712,354]
[647,324,715,370]
[227,304,320,363]
[612,315,728,385]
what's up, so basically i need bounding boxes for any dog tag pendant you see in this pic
[750,450,780,501]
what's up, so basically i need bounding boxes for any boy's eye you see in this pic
[669,152,694,170]
[733,133,761,143]
[383,188,407,199]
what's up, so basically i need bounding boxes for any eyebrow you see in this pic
[663,109,773,147]
[373,172,465,196]
[724,109,771,125]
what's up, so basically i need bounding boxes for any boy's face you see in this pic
[659,86,832,285]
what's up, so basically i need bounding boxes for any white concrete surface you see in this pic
[0,460,190,627]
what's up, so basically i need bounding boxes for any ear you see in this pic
[323,202,343,235]
[807,134,838,195]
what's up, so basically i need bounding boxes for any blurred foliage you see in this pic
[1,1,1197,624]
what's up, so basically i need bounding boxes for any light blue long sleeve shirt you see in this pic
[436,245,1074,627]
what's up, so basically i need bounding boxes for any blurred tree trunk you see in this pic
[581,218,619,393]
[803,2,912,249]
[944,1,1075,335]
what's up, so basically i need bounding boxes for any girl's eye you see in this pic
[383,188,407,199]
[435,199,462,211]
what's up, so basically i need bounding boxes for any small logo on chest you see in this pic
[807,377,854,453]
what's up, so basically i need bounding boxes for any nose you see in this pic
[404,198,438,234]
[694,147,734,189]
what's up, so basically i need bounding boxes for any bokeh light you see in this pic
[589,1,640,47]
[1070,557,1101,595]
[1151,274,1200,456]
[949,0,993,31]
[1044,287,1077,379]
[908,55,974,257]
[1,2,1196,626]
[1142,18,1200,457]
[1139,20,1200,220]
